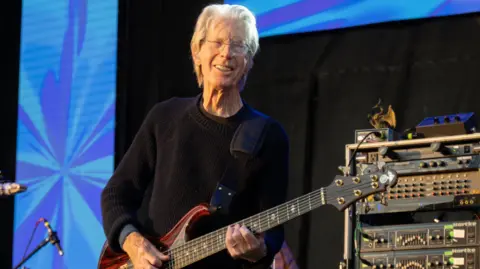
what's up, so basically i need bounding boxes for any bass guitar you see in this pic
[98,168,398,269]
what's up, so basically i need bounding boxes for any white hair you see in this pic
[190,4,260,87]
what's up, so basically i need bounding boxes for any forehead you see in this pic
[206,18,246,42]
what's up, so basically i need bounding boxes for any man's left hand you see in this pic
[226,224,267,262]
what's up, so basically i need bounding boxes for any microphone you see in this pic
[43,219,64,256]
[0,182,27,196]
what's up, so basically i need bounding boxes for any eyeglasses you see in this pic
[205,40,249,56]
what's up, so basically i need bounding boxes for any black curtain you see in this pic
[117,1,480,267]
[245,13,480,269]
[116,0,223,160]
[0,1,22,268]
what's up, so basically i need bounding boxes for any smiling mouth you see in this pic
[214,65,233,72]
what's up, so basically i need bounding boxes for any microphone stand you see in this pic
[13,230,62,269]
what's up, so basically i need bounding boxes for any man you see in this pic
[101,4,289,268]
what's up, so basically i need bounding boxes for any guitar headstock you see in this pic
[325,168,398,211]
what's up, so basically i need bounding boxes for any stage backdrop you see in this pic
[226,0,480,37]
[12,0,118,268]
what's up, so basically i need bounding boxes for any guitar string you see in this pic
[125,178,388,268]
[159,178,389,268]
[165,193,329,268]
[182,180,388,267]
[160,178,386,266]
[165,175,388,257]
[126,189,327,269]
[124,191,330,269]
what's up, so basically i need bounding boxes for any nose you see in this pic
[219,43,234,58]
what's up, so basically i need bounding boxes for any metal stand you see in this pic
[341,146,357,269]
[13,231,62,269]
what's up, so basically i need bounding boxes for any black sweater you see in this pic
[101,95,289,268]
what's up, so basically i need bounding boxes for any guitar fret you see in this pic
[252,215,258,231]
[321,188,326,205]
[258,212,262,232]
[296,198,300,216]
[164,187,334,268]
[267,209,270,228]
[286,202,290,220]
[164,193,321,268]
[276,207,279,225]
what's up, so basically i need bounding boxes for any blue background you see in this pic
[13,0,117,268]
[226,0,480,37]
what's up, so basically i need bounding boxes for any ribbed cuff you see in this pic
[107,213,136,253]
[119,224,139,250]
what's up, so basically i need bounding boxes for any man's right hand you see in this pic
[122,232,170,269]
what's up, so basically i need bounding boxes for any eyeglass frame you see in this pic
[203,39,250,56]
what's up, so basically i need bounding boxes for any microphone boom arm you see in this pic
[13,236,51,269]
[12,219,63,269]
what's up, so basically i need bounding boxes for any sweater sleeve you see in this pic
[244,121,290,269]
[101,103,161,253]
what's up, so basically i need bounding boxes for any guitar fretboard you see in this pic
[163,188,327,268]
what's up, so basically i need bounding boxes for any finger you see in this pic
[239,225,259,247]
[146,242,170,261]
[232,224,245,242]
[226,225,235,244]
[229,243,241,259]
[225,225,235,255]
[145,242,169,261]
[138,257,160,269]
[226,225,237,250]
[232,225,247,253]
[140,264,159,269]
[144,243,168,268]
[155,250,170,261]
[256,232,265,240]
[144,252,163,268]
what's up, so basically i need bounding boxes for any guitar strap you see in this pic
[209,108,271,215]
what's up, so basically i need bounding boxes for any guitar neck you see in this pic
[166,188,326,268]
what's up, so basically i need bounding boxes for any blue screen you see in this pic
[13,0,117,268]
[226,0,480,37]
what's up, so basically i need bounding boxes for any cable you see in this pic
[346,131,381,267]
[21,218,45,261]
[346,131,381,174]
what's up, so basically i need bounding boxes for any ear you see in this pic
[191,46,201,66]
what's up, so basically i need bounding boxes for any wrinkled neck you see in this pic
[201,86,243,117]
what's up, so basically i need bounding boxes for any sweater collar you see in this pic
[188,94,250,135]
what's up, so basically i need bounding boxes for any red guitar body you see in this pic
[97,204,217,269]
